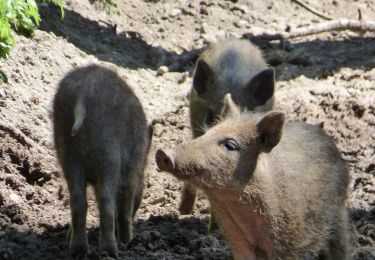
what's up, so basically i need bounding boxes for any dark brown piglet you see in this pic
[53,65,152,257]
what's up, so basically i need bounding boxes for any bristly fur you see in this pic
[183,39,275,223]
[163,105,350,259]
[53,64,152,257]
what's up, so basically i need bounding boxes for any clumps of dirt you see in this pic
[0,128,70,247]
[122,216,229,259]
[0,0,375,259]
[0,204,28,225]
[0,224,68,260]
[151,104,190,147]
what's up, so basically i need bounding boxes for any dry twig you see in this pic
[244,19,375,41]
[164,19,375,72]
[291,0,334,20]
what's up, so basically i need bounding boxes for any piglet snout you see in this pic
[155,149,176,173]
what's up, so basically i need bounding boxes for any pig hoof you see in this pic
[179,184,197,215]
[69,241,88,258]
[208,222,220,234]
[100,242,118,258]
[179,204,194,215]
[179,191,196,214]
[119,232,132,245]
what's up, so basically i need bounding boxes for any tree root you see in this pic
[244,19,375,41]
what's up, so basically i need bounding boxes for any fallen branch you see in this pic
[244,19,375,41]
[291,0,334,20]
[163,19,375,72]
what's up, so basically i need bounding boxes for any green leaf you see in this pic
[0,69,8,83]
[0,0,65,59]
[40,0,64,19]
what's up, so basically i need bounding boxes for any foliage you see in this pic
[89,0,120,15]
[0,0,64,59]
[0,69,8,83]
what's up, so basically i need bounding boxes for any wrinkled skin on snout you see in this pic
[157,93,282,192]
[156,120,261,190]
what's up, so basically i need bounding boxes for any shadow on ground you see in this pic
[0,214,230,260]
[348,207,375,259]
[39,4,375,80]
[260,37,375,81]
[1,207,374,259]
[39,5,198,72]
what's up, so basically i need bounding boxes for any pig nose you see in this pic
[155,149,175,173]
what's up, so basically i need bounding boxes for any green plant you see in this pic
[89,0,120,15]
[0,0,64,59]
[0,69,8,83]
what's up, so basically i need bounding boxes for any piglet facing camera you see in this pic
[181,38,276,220]
[157,94,350,259]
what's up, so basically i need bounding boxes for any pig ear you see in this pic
[193,59,214,96]
[220,94,240,119]
[256,111,285,153]
[247,68,275,105]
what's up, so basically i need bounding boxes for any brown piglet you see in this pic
[156,94,349,259]
[181,39,275,224]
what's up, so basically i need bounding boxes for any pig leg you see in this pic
[117,163,144,244]
[62,147,88,257]
[178,121,205,215]
[117,185,136,244]
[232,249,257,260]
[328,211,349,260]
[133,183,144,216]
[96,156,120,257]
[178,114,208,215]
[179,182,197,214]
[208,210,220,233]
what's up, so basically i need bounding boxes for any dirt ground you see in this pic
[0,0,374,259]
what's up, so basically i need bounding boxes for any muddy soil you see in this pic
[0,0,374,259]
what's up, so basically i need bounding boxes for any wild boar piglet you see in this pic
[182,39,276,225]
[53,65,152,257]
[156,94,349,260]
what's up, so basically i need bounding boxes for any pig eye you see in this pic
[221,139,240,151]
